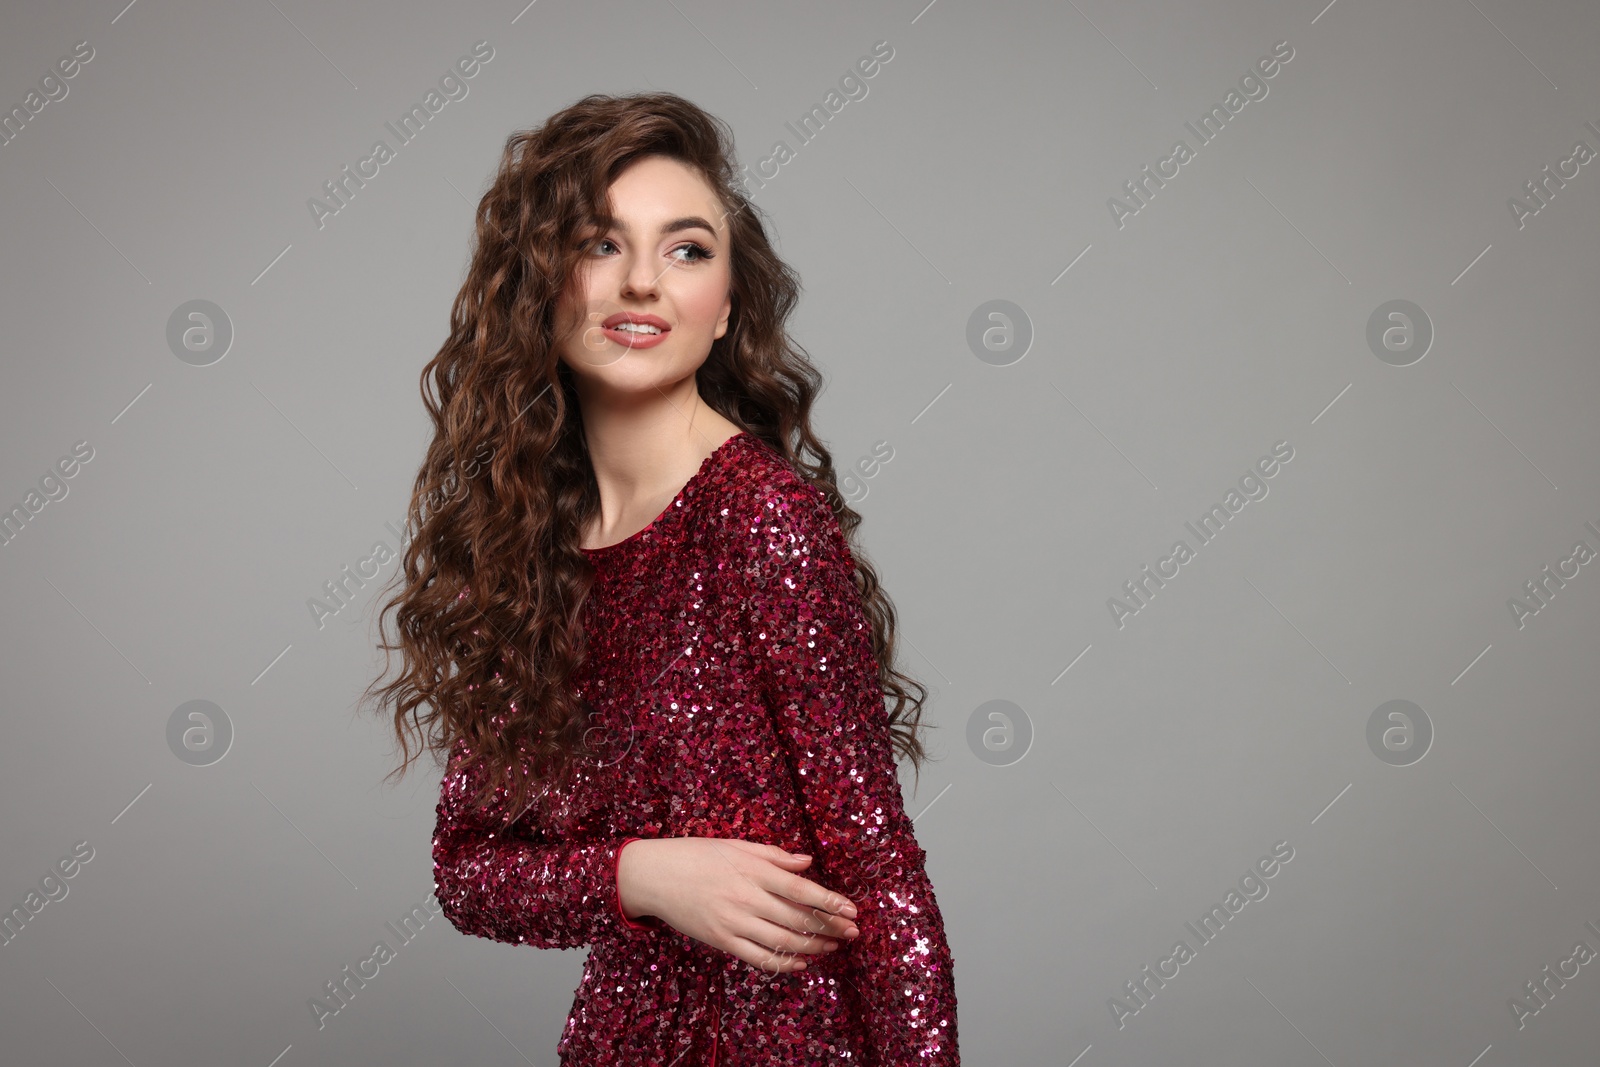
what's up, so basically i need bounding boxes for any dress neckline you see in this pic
[578,431,751,557]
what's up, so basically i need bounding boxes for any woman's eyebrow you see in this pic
[596,215,720,238]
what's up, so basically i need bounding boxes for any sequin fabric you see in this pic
[432,431,958,1065]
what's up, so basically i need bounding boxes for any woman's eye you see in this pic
[671,242,715,263]
[586,238,713,262]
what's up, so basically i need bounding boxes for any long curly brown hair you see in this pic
[360,91,932,827]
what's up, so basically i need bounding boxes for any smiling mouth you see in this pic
[594,318,672,350]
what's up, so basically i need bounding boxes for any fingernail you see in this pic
[846,925,859,937]
[842,904,857,918]
[793,853,811,860]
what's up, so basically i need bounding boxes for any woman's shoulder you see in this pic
[710,435,836,528]
[699,434,851,571]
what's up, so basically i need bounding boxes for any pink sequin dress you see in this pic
[432,430,958,1065]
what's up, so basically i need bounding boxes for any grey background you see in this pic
[3,0,1599,1063]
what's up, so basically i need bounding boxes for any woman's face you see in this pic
[555,155,733,396]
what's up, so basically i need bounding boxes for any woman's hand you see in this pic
[616,837,860,973]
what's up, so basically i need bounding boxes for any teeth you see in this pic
[614,322,662,335]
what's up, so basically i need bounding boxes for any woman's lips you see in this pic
[599,325,671,348]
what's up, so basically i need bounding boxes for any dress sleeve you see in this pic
[731,477,959,1065]
[432,736,654,949]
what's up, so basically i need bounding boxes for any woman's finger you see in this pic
[768,897,858,941]
[770,870,858,920]
[739,914,842,956]
[726,839,811,865]
[723,933,811,973]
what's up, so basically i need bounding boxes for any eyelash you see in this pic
[588,238,715,263]
[673,242,715,263]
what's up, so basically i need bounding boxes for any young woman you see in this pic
[365,92,958,1065]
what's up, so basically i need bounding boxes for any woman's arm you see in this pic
[432,736,653,949]
[732,475,959,1065]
